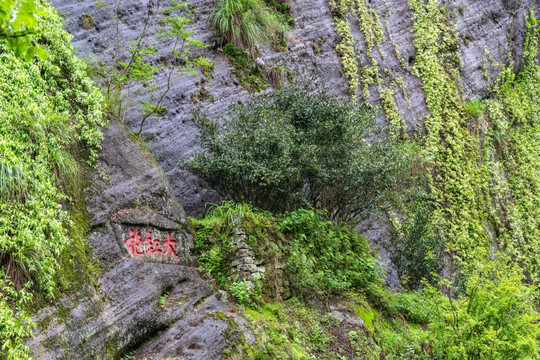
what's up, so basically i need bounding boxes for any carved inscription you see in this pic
[124,229,179,257]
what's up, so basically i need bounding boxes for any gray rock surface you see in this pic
[329,305,365,328]
[28,120,249,359]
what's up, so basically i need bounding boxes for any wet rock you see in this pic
[28,120,248,360]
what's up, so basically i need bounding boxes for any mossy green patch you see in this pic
[353,305,379,334]
[223,43,266,92]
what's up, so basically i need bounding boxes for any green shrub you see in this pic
[387,198,443,289]
[426,262,540,359]
[278,208,378,296]
[229,279,262,306]
[210,0,279,51]
[182,85,414,224]
[229,280,252,305]
[191,203,379,299]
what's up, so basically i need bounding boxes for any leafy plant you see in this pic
[387,199,443,290]
[0,0,48,60]
[210,0,279,51]
[465,99,485,118]
[158,290,170,308]
[182,85,414,224]
[0,2,105,358]
[229,279,257,305]
[278,208,378,297]
[426,262,540,359]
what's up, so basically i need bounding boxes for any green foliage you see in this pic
[0,0,48,60]
[263,0,293,28]
[426,262,540,359]
[210,0,279,51]
[158,290,170,308]
[193,203,540,360]
[192,7,540,360]
[382,10,540,359]
[0,276,34,360]
[229,279,262,306]
[191,202,379,300]
[329,0,407,135]
[387,199,443,289]
[465,99,485,118]
[229,280,252,305]
[408,3,540,296]
[230,298,384,360]
[481,10,540,292]
[239,301,327,359]
[182,85,414,223]
[0,2,105,358]
[222,43,265,92]
[332,14,358,97]
[407,0,499,279]
[277,208,378,296]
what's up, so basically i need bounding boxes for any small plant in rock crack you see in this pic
[158,291,170,308]
[101,0,214,134]
[80,14,95,30]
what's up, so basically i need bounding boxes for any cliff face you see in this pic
[30,0,540,357]
[51,0,538,216]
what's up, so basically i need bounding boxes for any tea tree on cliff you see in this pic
[182,86,413,223]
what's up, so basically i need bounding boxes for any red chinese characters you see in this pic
[125,229,179,258]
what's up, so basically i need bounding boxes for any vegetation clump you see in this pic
[425,261,540,359]
[210,0,279,52]
[386,198,443,289]
[465,99,485,118]
[191,203,378,301]
[80,14,95,30]
[222,43,266,92]
[182,85,414,223]
[193,202,540,359]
